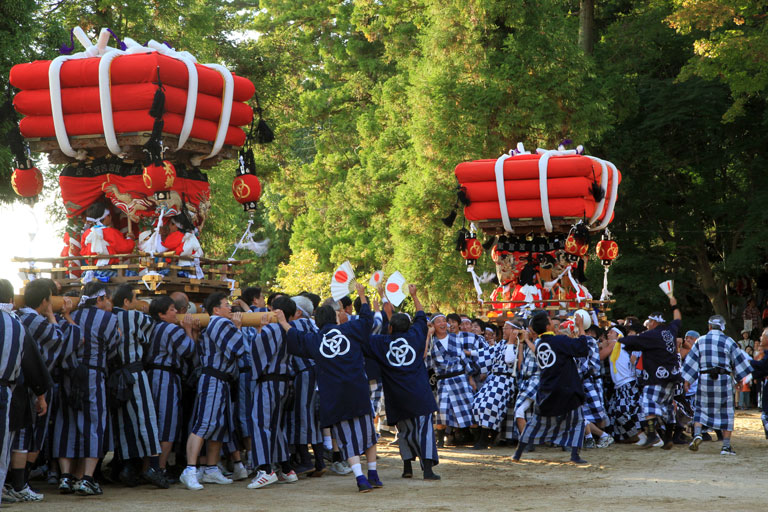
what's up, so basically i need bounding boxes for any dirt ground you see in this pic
[18,410,768,512]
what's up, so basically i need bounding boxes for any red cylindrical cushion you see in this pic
[462,177,595,202]
[9,53,255,101]
[14,85,253,126]
[455,154,603,183]
[19,111,246,146]
[464,198,599,221]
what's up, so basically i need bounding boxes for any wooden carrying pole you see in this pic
[179,312,276,328]
[12,295,275,327]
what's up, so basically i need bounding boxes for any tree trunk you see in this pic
[578,0,595,55]
[694,240,734,337]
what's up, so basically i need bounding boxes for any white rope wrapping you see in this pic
[191,63,233,166]
[146,40,199,149]
[596,160,619,230]
[229,219,253,260]
[494,153,513,233]
[583,156,608,228]
[536,148,577,233]
[467,265,484,303]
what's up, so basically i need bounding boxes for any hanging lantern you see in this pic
[142,160,176,197]
[596,236,619,266]
[461,233,483,265]
[232,173,262,212]
[11,167,44,197]
[564,221,589,260]
[564,233,588,258]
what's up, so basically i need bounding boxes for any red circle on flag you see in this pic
[374,273,381,282]
[334,271,348,283]
[387,283,400,292]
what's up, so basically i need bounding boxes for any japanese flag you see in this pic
[331,261,355,301]
[385,271,407,307]
[658,280,674,298]
[369,270,384,288]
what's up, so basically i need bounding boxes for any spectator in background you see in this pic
[742,298,761,335]
[739,330,754,351]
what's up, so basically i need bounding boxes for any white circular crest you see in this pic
[642,370,649,381]
[662,330,674,343]
[536,342,557,369]
[320,329,351,359]
[655,366,670,379]
[386,337,416,367]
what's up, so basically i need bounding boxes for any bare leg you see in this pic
[186,434,204,465]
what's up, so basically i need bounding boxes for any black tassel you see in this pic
[441,209,457,227]
[482,236,497,250]
[576,258,587,283]
[255,117,274,144]
[149,67,165,118]
[590,181,605,202]
[455,228,469,252]
[457,187,470,206]
[252,94,274,144]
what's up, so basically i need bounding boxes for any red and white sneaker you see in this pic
[277,470,298,484]
[247,470,278,489]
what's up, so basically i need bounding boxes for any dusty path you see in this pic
[20,411,768,512]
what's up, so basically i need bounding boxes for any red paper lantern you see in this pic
[596,239,618,265]
[11,167,44,197]
[564,233,588,258]
[461,235,483,264]
[142,160,176,194]
[232,173,262,211]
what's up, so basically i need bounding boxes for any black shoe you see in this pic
[672,427,690,445]
[356,475,373,493]
[58,474,76,494]
[701,432,713,442]
[424,472,441,480]
[402,460,413,479]
[142,468,170,489]
[161,468,179,485]
[118,465,140,487]
[436,430,445,448]
[75,478,103,496]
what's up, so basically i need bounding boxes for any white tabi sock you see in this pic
[368,461,377,471]
[323,436,333,451]
[350,463,363,477]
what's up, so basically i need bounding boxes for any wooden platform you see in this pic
[25,132,238,169]
[476,217,582,235]
[14,253,248,302]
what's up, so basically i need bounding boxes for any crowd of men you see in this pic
[1,277,767,503]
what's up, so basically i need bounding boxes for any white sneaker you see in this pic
[180,469,204,491]
[231,464,249,481]
[652,438,664,448]
[277,470,298,483]
[634,432,647,445]
[330,461,353,475]
[217,462,234,477]
[247,470,278,489]
[15,485,44,502]
[597,435,615,449]
[200,467,233,484]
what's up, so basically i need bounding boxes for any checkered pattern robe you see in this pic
[471,343,516,430]
[426,334,474,428]
[577,336,608,424]
[514,343,540,415]
[681,330,752,430]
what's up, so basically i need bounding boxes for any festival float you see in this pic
[7,27,273,324]
[446,142,622,323]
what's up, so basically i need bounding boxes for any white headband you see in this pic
[610,326,624,338]
[86,209,109,224]
[648,314,664,323]
[78,288,107,306]
[485,327,494,333]
[460,318,471,324]
[430,314,446,322]
[709,319,726,330]
[505,320,523,329]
